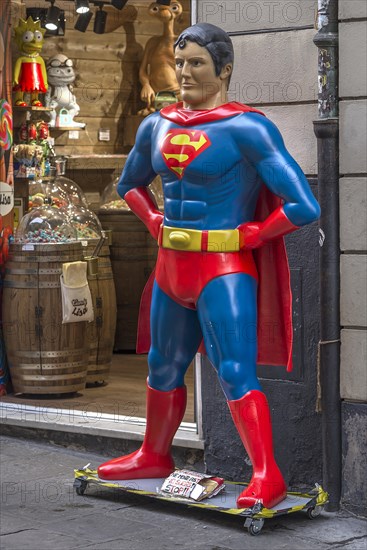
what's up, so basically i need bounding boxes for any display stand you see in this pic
[74,467,328,537]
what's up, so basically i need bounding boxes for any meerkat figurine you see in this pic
[138,1,182,116]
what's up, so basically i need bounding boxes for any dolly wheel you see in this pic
[75,481,88,496]
[246,518,264,536]
[307,505,323,519]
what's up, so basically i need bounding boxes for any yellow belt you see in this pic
[161,225,240,252]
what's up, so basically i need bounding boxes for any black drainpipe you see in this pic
[313,0,341,511]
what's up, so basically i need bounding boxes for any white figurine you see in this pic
[45,54,85,128]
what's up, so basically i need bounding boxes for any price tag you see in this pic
[98,128,110,141]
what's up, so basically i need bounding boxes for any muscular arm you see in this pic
[237,113,320,248]
[117,114,163,240]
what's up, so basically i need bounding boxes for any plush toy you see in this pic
[12,17,47,107]
[138,1,182,116]
[14,117,54,178]
[45,54,85,128]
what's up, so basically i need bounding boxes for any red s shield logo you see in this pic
[160,129,211,179]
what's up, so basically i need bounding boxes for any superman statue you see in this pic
[98,22,320,509]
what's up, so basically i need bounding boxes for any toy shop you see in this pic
[1,0,366,523]
[0,0,323,480]
[0,0,201,451]
[1,0,342,516]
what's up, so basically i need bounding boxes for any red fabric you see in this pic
[13,61,47,93]
[136,103,293,372]
[155,247,258,309]
[253,187,293,371]
[160,101,265,125]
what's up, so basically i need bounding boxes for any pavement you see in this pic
[1,435,366,550]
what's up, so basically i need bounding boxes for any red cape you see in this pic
[136,102,293,372]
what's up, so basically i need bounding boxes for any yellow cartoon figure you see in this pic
[13,17,48,107]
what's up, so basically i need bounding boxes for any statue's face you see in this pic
[174,41,229,109]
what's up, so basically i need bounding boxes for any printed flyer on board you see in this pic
[160,470,225,501]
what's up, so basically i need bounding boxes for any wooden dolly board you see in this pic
[74,467,328,536]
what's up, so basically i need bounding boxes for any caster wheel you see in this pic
[307,505,323,519]
[245,518,264,536]
[75,481,87,496]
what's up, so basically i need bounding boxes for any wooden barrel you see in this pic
[97,210,158,351]
[2,242,89,394]
[81,240,117,384]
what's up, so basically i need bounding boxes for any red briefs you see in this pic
[137,186,294,372]
[155,247,258,309]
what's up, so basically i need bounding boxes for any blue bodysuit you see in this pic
[118,102,320,400]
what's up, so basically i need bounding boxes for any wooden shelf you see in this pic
[66,154,127,171]
[52,126,86,131]
[14,106,52,112]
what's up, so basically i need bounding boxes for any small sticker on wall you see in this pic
[98,128,110,141]
[69,130,80,139]
[319,228,325,247]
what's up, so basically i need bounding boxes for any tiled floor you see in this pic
[0,354,195,423]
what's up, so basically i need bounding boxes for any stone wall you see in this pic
[339,0,367,516]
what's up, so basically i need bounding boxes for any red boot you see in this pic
[98,384,186,480]
[228,390,287,509]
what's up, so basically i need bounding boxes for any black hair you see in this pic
[174,23,234,77]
